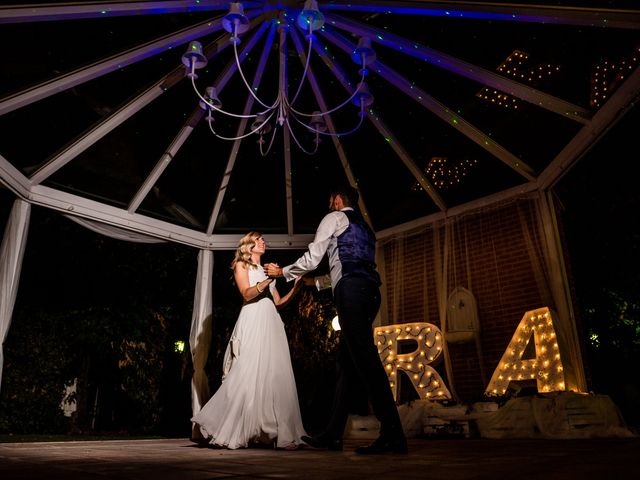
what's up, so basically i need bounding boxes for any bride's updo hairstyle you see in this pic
[231,231,262,270]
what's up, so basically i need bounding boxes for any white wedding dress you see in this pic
[192,265,307,449]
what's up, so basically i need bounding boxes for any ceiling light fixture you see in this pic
[181,1,376,155]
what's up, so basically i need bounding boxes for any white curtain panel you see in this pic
[189,249,213,439]
[433,220,459,401]
[0,199,31,392]
[380,194,587,398]
[534,193,588,392]
[64,215,166,243]
[516,193,587,392]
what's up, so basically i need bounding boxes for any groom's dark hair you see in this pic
[329,184,359,208]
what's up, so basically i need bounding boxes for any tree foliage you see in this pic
[582,290,640,426]
[282,286,339,431]
[0,212,343,435]
[557,107,640,428]
[0,209,196,435]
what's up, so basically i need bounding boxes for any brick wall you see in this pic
[380,196,556,401]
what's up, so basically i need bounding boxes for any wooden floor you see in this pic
[1,436,639,479]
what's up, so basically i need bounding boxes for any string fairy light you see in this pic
[476,50,560,109]
[591,45,640,108]
[412,156,478,191]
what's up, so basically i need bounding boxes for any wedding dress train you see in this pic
[192,265,306,449]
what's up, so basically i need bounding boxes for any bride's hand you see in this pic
[264,263,282,278]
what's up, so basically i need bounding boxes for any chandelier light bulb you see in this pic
[309,111,327,133]
[186,1,370,155]
[181,41,207,79]
[199,86,222,110]
[352,82,374,108]
[251,114,272,134]
[352,36,376,67]
[297,0,325,32]
[223,2,250,43]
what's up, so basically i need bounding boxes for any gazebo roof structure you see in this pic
[1,1,639,248]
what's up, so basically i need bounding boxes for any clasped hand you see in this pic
[263,263,282,278]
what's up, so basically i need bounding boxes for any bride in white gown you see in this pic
[192,232,306,449]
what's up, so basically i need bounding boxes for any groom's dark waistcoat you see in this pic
[336,209,381,286]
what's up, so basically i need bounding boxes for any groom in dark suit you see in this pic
[264,185,407,454]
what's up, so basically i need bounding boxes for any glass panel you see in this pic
[1,2,637,235]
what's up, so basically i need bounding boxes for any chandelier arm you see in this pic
[207,110,277,141]
[288,26,365,118]
[275,22,289,126]
[205,16,282,235]
[288,18,372,221]
[287,22,315,108]
[205,16,271,101]
[189,21,277,119]
[307,32,355,91]
[288,110,324,135]
[287,67,362,117]
[232,20,279,110]
[317,103,366,136]
[285,117,320,155]
[289,104,366,137]
[190,75,259,119]
[298,33,372,135]
[259,122,279,157]
[278,91,287,125]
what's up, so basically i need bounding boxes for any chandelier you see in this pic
[181,1,376,156]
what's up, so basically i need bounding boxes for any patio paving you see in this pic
[1,436,639,479]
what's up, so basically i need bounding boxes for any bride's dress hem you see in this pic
[197,425,304,450]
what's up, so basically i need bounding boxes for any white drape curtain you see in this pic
[380,193,587,398]
[454,219,488,386]
[189,249,214,439]
[527,192,587,392]
[379,225,460,400]
[389,235,405,326]
[64,215,166,243]
[0,199,31,393]
[433,220,459,401]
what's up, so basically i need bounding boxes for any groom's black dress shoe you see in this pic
[355,435,408,455]
[301,435,343,451]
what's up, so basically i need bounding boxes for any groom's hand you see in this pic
[264,263,283,278]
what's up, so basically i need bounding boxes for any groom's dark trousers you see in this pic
[323,276,403,439]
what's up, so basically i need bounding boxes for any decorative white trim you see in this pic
[25,184,313,249]
[538,66,640,189]
[0,154,30,197]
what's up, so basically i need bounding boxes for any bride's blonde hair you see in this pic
[231,231,262,270]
